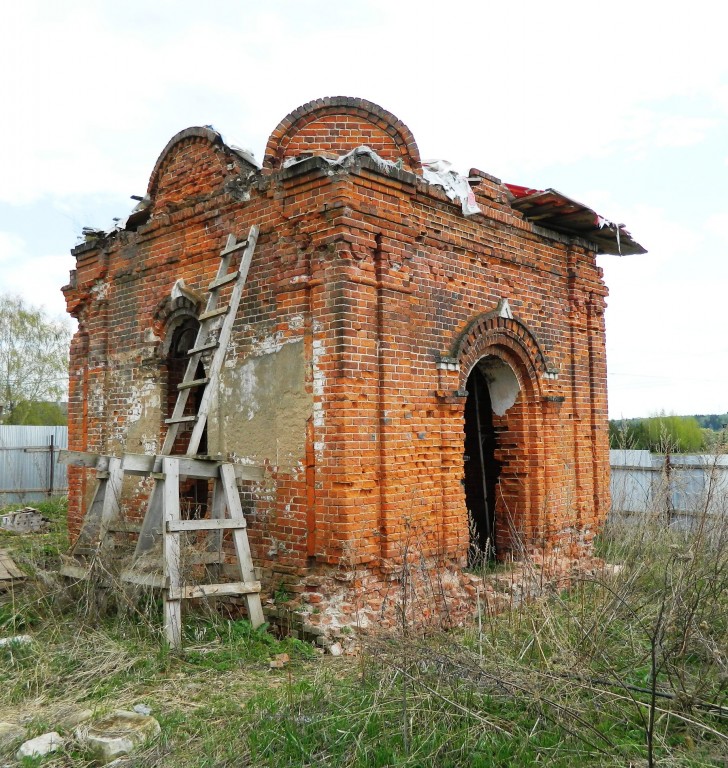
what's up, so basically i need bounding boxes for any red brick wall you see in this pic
[63,98,611,592]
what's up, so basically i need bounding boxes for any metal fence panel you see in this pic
[0,426,68,505]
[610,450,728,527]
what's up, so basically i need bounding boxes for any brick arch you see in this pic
[452,311,548,556]
[453,312,550,397]
[152,295,199,356]
[147,127,226,199]
[263,96,421,172]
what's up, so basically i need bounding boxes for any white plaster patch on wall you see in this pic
[251,331,284,356]
[287,314,305,331]
[227,452,258,466]
[223,337,239,367]
[126,380,161,424]
[233,358,260,421]
[312,402,325,428]
[312,339,326,398]
[90,279,110,300]
[140,435,159,454]
[311,335,326,457]
[89,380,106,419]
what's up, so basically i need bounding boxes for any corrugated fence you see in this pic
[0,426,68,505]
[610,449,728,527]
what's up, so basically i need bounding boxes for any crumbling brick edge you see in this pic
[257,545,607,652]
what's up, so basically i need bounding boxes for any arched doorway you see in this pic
[165,317,208,516]
[463,356,521,562]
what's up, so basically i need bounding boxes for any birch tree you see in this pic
[0,294,71,424]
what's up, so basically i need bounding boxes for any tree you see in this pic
[609,413,705,453]
[641,413,704,453]
[5,401,67,425]
[0,294,71,425]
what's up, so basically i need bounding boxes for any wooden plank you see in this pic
[168,581,261,600]
[165,415,197,425]
[178,458,223,479]
[186,341,219,357]
[134,482,165,555]
[162,458,182,649]
[167,517,247,532]
[121,453,161,474]
[0,549,25,580]
[119,570,167,589]
[58,449,110,470]
[122,453,226,479]
[58,564,90,580]
[125,457,265,482]
[219,237,248,257]
[198,306,228,322]
[206,477,226,579]
[97,457,123,545]
[177,377,209,390]
[208,271,239,290]
[69,470,111,557]
[219,463,265,627]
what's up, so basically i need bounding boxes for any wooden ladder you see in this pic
[162,226,259,457]
[60,226,265,647]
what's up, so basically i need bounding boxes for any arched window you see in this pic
[164,316,208,516]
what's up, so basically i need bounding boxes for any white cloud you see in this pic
[0,230,73,319]
[0,232,26,264]
[705,212,728,243]
[653,115,715,148]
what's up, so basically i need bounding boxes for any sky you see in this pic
[0,0,726,419]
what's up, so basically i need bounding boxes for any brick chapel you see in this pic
[63,97,643,628]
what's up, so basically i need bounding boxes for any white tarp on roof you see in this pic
[422,159,481,217]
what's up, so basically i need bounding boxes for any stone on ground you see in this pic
[56,707,94,731]
[16,731,64,759]
[0,634,32,648]
[0,722,27,749]
[77,710,161,764]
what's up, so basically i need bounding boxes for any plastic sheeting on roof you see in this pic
[422,159,481,217]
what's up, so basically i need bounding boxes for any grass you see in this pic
[1,497,727,766]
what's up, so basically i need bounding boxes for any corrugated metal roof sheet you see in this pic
[505,184,646,256]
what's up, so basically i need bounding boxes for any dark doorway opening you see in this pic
[463,364,500,562]
[166,317,208,518]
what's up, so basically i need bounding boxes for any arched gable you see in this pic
[146,127,257,212]
[263,96,421,172]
